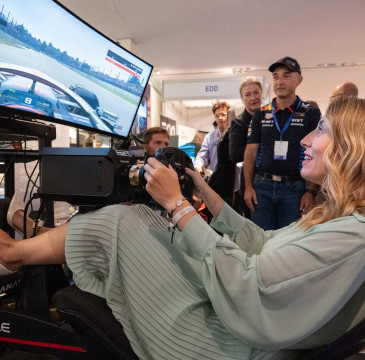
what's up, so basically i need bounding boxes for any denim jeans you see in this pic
[251,174,306,230]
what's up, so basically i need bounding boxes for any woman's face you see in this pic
[300,117,332,185]
[214,107,228,132]
[241,83,262,114]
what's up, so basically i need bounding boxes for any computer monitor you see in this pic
[178,142,196,162]
[0,0,153,140]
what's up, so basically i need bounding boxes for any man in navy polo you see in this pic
[243,56,321,230]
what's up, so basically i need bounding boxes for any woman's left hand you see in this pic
[144,157,184,213]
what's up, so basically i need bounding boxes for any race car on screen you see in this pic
[69,84,119,129]
[0,63,111,133]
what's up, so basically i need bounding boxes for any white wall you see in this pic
[297,66,365,115]
[150,85,162,127]
[247,66,365,116]
[186,107,215,133]
[159,65,365,129]
[163,101,189,126]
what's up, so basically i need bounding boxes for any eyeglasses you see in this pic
[214,112,227,118]
[329,93,344,101]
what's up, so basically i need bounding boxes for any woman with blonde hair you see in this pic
[1,97,365,359]
[298,96,365,228]
[229,76,263,218]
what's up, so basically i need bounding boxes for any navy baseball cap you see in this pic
[268,56,301,75]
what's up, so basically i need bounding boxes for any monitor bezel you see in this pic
[0,0,153,141]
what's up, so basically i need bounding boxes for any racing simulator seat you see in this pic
[0,268,138,359]
[0,124,363,359]
[0,134,198,359]
[0,264,364,360]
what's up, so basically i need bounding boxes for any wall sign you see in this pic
[162,76,264,101]
[160,115,176,135]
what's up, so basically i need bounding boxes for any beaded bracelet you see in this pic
[168,198,186,218]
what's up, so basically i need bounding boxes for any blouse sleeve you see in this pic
[194,133,210,168]
[210,203,274,255]
[180,211,365,350]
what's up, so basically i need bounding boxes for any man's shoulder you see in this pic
[253,104,272,118]
[260,103,272,112]
[298,100,322,121]
[250,104,272,123]
[232,112,248,127]
[200,130,217,145]
[206,129,217,138]
[297,99,321,112]
[202,129,215,138]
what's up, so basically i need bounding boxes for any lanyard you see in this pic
[271,99,302,141]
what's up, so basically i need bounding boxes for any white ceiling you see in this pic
[58,0,365,111]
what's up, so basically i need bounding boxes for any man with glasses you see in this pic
[244,57,321,230]
[194,101,230,176]
[330,82,358,102]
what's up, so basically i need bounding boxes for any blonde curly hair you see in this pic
[298,97,365,229]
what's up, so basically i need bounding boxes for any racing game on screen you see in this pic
[0,0,153,138]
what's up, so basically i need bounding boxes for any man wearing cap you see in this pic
[243,56,321,230]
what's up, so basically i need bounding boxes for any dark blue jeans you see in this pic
[251,174,306,230]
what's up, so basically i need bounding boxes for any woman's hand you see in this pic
[185,168,224,218]
[144,157,184,213]
[185,168,210,201]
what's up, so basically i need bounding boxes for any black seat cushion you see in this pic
[52,285,137,359]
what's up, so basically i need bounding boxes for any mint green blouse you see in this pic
[66,203,365,359]
[182,204,365,349]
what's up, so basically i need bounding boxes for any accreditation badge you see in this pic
[274,141,288,160]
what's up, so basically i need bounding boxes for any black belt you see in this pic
[255,170,303,182]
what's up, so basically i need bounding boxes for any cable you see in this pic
[23,161,39,211]
[29,173,40,204]
[23,140,39,193]
[22,193,45,238]
[32,198,46,237]
[22,196,34,239]
[20,138,41,213]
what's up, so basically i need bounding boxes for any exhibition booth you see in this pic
[0,1,364,359]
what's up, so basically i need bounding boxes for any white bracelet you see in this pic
[171,206,195,225]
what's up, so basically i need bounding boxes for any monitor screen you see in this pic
[130,101,148,137]
[178,142,196,162]
[0,0,153,139]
